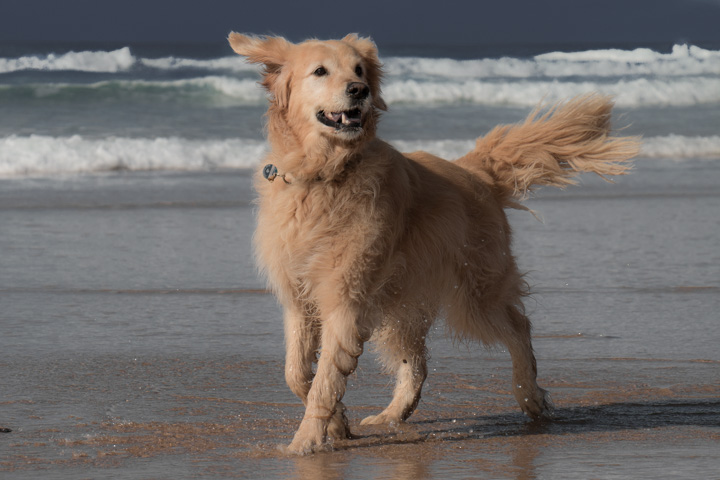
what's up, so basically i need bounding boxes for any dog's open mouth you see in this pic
[317,109,363,130]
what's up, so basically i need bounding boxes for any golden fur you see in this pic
[228,32,640,455]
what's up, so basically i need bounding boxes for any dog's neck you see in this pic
[265,106,370,185]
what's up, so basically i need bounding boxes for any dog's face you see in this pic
[229,33,386,146]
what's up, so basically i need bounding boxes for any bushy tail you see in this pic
[455,94,641,204]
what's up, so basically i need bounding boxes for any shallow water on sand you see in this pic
[1,160,719,478]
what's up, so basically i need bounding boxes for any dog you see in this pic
[228,33,640,454]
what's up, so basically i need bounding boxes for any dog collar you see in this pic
[262,164,291,184]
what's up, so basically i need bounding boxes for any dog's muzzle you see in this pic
[316,82,369,131]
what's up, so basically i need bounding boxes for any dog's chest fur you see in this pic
[254,167,393,303]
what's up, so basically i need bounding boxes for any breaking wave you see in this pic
[2,44,718,77]
[1,134,718,178]
[0,47,136,73]
[3,75,718,108]
[2,44,718,108]
[0,135,267,177]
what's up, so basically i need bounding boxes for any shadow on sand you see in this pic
[420,399,720,438]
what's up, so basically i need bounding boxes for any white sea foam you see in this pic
[0,135,266,177]
[2,44,719,78]
[1,134,717,178]
[140,56,256,72]
[0,47,136,73]
[7,74,718,108]
[535,44,720,63]
[1,76,266,104]
[384,44,720,79]
[640,135,720,159]
[382,77,720,107]
[396,136,720,160]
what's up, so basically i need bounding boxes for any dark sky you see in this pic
[2,0,719,47]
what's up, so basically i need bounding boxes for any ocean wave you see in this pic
[397,136,720,160]
[385,44,720,79]
[139,56,256,72]
[0,76,266,104]
[384,76,720,107]
[0,135,266,177]
[640,135,720,159]
[0,47,136,73]
[3,74,718,108]
[1,44,718,79]
[1,134,717,178]
[0,47,254,74]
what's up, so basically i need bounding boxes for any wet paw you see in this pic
[327,409,351,440]
[519,386,553,420]
[283,418,327,455]
[360,412,401,426]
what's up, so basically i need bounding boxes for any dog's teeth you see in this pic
[326,112,341,122]
[341,112,348,124]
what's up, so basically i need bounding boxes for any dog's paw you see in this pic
[283,434,326,456]
[359,412,401,426]
[282,418,329,456]
[518,386,553,420]
[327,409,351,440]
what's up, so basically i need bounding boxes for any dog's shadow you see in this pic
[347,399,720,447]
[287,401,719,480]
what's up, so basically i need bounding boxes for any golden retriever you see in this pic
[228,33,640,454]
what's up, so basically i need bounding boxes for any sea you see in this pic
[1,41,719,478]
[1,41,719,175]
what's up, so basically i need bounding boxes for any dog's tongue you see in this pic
[325,112,342,123]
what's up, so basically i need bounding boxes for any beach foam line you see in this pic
[0,76,265,104]
[2,44,719,78]
[395,136,720,160]
[0,135,267,177]
[0,287,271,295]
[386,44,720,79]
[0,47,136,73]
[640,135,720,159]
[1,134,717,178]
[382,77,720,107]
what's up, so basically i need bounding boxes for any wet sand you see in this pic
[2,164,719,478]
[2,345,719,479]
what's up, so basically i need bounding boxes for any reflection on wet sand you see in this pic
[2,353,719,479]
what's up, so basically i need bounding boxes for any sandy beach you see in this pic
[1,161,719,478]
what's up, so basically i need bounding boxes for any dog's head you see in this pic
[229,33,386,149]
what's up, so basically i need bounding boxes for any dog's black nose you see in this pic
[346,82,369,100]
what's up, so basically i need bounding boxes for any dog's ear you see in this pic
[342,34,387,112]
[228,33,293,108]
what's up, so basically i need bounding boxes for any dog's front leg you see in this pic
[284,305,320,404]
[286,305,364,455]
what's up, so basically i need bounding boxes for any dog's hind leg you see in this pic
[503,305,552,420]
[361,315,430,426]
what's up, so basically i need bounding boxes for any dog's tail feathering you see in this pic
[455,94,641,204]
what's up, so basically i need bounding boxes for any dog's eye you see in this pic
[313,66,327,77]
[355,65,363,77]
